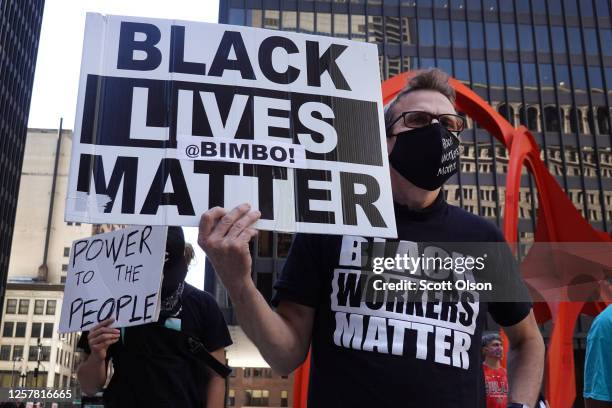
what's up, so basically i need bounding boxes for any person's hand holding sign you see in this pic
[87,318,120,362]
[198,203,261,294]
[198,204,314,376]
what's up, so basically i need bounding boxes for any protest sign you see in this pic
[65,14,397,238]
[59,225,166,333]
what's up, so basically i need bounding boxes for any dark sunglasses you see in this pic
[386,111,466,136]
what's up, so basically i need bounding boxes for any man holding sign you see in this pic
[199,69,545,408]
[77,227,232,407]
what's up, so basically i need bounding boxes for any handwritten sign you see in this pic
[59,225,166,333]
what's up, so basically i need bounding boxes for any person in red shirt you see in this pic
[483,333,509,408]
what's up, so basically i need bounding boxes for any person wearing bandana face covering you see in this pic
[198,69,544,408]
[76,227,232,408]
[482,333,509,408]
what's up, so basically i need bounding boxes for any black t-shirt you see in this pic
[272,192,532,408]
[77,283,232,408]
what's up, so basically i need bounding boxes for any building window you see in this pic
[451,20,467,48]
[40,346,51,362]
[526,107,538,131]
[61,264,68,272]
[43,323,53,339]
[244,368,251,378]
[282,11,297,31]
[535,25,550,53]
[28,346,38,361]
[227,389,235,406]
[333,14,348,37]
[501,23,516,51]
[569,108,584,134]
[544,106,561,132]
[31,323,41,339]
[60,276,66,284]
[257,231,273,257]
[597,107,610,135]
[15,323,26,338]
[316,12,331,35]
[5,299,17,314]
[34,300,44,315]
[467,21,484,49]
[435,19,451,47]
[518,24,534,51]
[488,62,505,87]
[253,368,272,378]
[245,390,269,407]
[228,8,245,25]
[13,345,23,360]
[418,19,434,47]
[46,300,56,315]
[485,22,500,50]
[67,222,73,226]
[498,104,515,125]
[277,233,293,258]
[63,247,70,257]
[3,322,14,337]
[551,26,566,54]
[299,12,314,34]
[18,300,29,315]
[281,390,289,407]
[0,346,11,361]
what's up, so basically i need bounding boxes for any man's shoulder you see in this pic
[445,203,505,242]
[590,305,612,337]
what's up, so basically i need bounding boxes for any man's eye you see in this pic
[406,113,430,126]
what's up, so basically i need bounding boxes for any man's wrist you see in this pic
[225,276,256,304]
[89,353,106,364]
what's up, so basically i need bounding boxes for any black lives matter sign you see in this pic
[66,14,397,237]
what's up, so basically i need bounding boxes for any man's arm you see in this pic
[205,348,229,408]
[77,353,108,396]
[198,204,315,375]
[503,310,545,408]
[76,318,119,395]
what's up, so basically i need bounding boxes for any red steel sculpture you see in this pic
[292,72,611,408]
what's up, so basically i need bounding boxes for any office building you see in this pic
[0,0,45,316]
[0,128,116,389]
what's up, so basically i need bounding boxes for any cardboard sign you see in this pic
[65,14,397,238]
[59,225,166,333]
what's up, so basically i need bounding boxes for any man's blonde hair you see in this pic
[384,68,456,131]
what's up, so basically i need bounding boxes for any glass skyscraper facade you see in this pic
[0,1,45,316]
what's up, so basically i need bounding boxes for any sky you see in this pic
[28,0,221,289]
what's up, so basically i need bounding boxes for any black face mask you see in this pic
[162,226,187,299]
[388,123,461,191]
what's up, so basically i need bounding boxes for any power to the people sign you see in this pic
[59,226,166,333]
[65,14,397,238]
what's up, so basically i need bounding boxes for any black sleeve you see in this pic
[486,227,533,327]
[271,233,326,309]
[198,292,233,352]
[77,331,90,353]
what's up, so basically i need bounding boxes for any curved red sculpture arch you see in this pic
[292,72,611,408]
